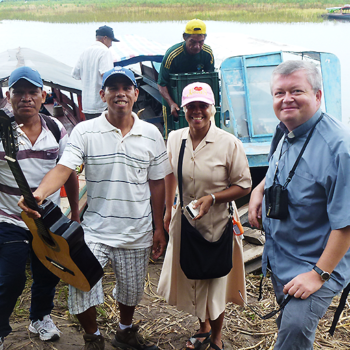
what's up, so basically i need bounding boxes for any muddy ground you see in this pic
[4,257,350,350]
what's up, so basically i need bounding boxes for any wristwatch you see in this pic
[313,265,331,282]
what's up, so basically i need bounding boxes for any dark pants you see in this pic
[0,223,59,338]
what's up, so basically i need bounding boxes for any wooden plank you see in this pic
[243,244,264,263]
[238,203,249,217]
[245,258,263,274]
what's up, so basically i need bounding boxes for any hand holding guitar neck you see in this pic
[18,190,45,219]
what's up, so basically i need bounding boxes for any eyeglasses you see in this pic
[239,267,292,320]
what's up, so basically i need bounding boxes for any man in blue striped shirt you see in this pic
[0,66,79,350]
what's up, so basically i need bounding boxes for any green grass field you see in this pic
[0,0,343,22]
[0,0,344,5]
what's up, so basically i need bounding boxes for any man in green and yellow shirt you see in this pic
[157,19,215,138]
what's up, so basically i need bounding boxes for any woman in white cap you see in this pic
[158,82,252,350]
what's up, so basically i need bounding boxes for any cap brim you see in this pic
[112,38,120,42]
[181,97,214,107]
[102,72,136,89]
[9,77,42,89]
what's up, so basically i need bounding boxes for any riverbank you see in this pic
[0,1,340,23]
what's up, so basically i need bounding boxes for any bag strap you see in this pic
[328,282,350,335]
[41,114,60,144]
[177,139,186,209]
[177,138,233,215]
[273,114,323,189]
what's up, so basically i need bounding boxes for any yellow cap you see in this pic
[184,19,206,35]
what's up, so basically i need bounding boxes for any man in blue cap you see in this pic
[0,66,80,350]
[72,25,118,120]
[19,66,171,350]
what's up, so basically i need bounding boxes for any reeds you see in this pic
[0,1,340,23]
[11,259,350,349]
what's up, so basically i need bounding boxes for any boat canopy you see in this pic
[111,34,167,67]
[326,6,343,12]
[0,47,82,94]
[326,4,350,12]
[207,33,304,69]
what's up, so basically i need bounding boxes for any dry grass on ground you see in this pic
[9,259,350,350]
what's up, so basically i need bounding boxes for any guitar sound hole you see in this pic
[34,222,60,252]
[41,234,58,249]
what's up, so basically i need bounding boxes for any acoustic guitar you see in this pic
[0,108,103,292]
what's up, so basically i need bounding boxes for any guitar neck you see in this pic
[6,158,41,213]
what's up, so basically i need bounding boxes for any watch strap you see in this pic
[313,265,330,281]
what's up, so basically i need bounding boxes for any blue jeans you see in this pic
[0,223,60,338]
[271,275,337,350]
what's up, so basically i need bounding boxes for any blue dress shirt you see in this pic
[262,109,350,292]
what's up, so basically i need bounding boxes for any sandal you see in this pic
[209,341,224,350]
[186,330,212,350]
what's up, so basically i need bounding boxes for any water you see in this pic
[1,19,349,123]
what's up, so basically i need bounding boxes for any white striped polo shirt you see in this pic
[0,115,68,229]
[59,112,171,249]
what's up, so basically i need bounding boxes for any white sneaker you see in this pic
[28,315,60,341]
[0,337,4,350]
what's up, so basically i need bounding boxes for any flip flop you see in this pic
[186,330,212,350]
[209,341,224,350]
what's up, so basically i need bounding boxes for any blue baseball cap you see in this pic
[8,66,43,88]
[102,66,137,89]
[96,25,119,42]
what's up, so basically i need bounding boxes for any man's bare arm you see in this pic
[157,84,180,117]
[149,178,166,260]
[164,172,177,232]
[248,178,265,229]
[64,171,80,222]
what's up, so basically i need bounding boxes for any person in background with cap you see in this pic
[157,82,251,350]
[19,66,172,350]
[0,66,80,350]
[72,25,117,120]
[157,19,215,138]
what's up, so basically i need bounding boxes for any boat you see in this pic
[323,4,350,20]
[0,47,85,134]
